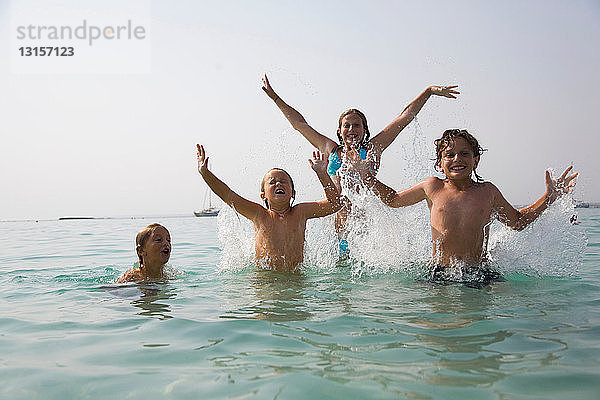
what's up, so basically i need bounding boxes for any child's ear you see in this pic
[260,192,269,208]
[474,155,480,170]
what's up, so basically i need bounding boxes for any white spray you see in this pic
[216,124,586,279]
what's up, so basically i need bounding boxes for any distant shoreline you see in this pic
[574,202,600,208]
[2,204,599,223]
[0,214,199,223]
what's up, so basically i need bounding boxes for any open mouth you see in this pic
[275,188,286,195]
[161,249,170,256]
[450,166,467,171]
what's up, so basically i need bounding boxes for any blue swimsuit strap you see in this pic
[327,145,368,176]
[327,152,342,176]
[358,147,367,160]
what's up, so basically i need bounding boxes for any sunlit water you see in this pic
[1,206,599,399]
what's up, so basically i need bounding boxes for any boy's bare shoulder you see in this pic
[473,181,504,202]
[424,176,444,184]
[248,205,271,221]
[479,181,501,193]
[117,268,144,283]
[422,176,445,189]
[286,203,316,219]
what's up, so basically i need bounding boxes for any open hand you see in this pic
[309,150,328,175]
[545,166,578,204]
[261,74,278,101]
[430,85,460,99]
[196,144,209,174]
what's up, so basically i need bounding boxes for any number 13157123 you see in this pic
[19,47,74,56]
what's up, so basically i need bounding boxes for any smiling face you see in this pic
[260,169,295,209]
[338,113,366,147]
[438,137,480,180]
[138,225,171,267]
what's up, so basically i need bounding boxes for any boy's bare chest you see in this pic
[432,187,494,223]
[256,214,306,239]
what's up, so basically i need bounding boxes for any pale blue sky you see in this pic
[1,0,598,220]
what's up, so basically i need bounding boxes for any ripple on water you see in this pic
[0,207,598,399]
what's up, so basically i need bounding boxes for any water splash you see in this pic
[343,192,431,278]
[216,206,255,272]
[216,123,586,279]
[302,216,338,272]
[342,121,434,277]
[488,195,587,277]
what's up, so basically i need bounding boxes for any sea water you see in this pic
[1,206,599,400]
[1,124,598,399]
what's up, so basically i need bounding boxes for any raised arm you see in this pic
[197,144,265,221]
[365,174,431,208]
[262,74,337,154]
[494,166,578,231]
[299,151,345,219]
[369,85,460,153]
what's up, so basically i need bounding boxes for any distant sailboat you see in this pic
[194,188,219,217]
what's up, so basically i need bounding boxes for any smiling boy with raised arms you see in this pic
[363,129,578,284]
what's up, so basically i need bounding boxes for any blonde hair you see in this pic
[135,223,167,265]
[260,168,295,209]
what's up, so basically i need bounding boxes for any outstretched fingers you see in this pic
[435,85,460,99]
[196,144,209,173]
[557,166,578,193]
[309,150,328,173]
[308,150,317,168]
[196,144,205,162]
[559,165,573,181]
[261,74,276,99]
[546,166,579,201]
[564,172,578,192]
[446,85,460,96]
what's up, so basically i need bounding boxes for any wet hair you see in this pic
[136,223,168,265]
[260,168,295,209]
[434,129,486,182]
[337,109,370,148]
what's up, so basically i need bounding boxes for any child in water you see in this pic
[363,129,578,283]
[117,223,172,283]
[261,74,459,248]
[196,144,343,272]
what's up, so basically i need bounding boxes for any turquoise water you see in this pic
[1,210,599,399]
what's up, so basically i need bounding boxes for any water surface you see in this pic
[1,211,598,399]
